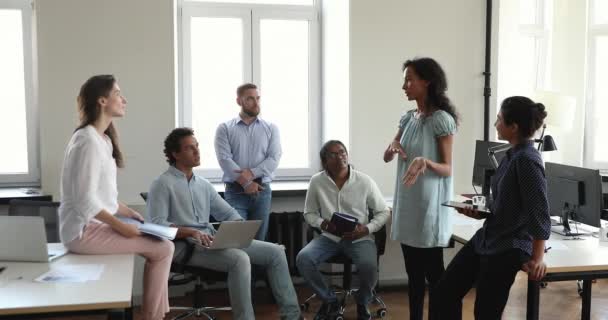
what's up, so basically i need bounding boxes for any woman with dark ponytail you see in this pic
[383,57,458,320]
[58,75,174,320]
[436,96,551,319]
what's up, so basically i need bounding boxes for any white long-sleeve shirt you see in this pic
[303,167,391,243]
[58,125,119,243]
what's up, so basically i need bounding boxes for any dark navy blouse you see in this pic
[472,141,551,256]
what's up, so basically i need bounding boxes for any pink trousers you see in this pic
[67,223,174,320]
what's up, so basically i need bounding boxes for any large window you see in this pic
[585,0,608,170]
[179,0,320,181]
[0,0,37,186]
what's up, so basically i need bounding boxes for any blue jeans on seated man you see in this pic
[175,239,301,320]
[224,182,272,241]
[296,235,378,306]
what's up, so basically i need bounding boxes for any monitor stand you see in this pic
[481,169,494,199]
[550,208,588,239]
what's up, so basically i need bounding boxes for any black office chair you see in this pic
[299,212,388,320]
[140,192,231,320]
[8,199,61,242]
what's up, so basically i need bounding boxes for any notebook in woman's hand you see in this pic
[117,217,178,240]
[330,212,358,236]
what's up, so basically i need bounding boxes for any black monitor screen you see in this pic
[472,140,508,187]
[546,162,602,228]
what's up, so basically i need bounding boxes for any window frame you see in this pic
[0,0,39,187]
[178,0,321,182]
[495,0,552,141]
[584,0,608,171]
[517,0,552,90]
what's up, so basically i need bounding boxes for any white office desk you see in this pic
[0,253,135,319]
[450,211,608,320]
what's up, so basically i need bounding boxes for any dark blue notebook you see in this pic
[330,212,358,236]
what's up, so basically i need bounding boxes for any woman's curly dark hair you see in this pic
[500,96,547,139]
[163,127,195,165]
[403,57,459,126]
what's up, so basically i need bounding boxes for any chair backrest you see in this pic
[373,224,387,256]
[8,199,61,242]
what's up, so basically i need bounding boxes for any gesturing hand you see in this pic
[384,140,407,163]
[403,157,427,186]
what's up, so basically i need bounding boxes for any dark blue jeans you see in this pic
[224,182,272,241]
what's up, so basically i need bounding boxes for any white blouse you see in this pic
[58,125,119,243]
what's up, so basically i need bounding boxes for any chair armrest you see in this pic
[171,239,196,274]
[374,225,387,256]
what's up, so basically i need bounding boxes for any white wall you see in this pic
[37,0,177,205]
[349,0,487,282]
[349,0,486,196]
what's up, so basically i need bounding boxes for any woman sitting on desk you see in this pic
[435,96,551,320]
[58,75,174,320]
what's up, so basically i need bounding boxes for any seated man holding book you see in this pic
[147,127,301,320]
[296,140,390,320]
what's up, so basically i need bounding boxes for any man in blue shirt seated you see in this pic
[147,127,301,320]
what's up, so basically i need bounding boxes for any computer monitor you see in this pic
[546,162,602,230]
[472,140,508,196]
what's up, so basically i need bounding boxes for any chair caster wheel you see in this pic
[377,308,387,318]
[300,302,309,311]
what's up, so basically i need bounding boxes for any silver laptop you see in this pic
[0,216,68,262]
[190,220,262,250]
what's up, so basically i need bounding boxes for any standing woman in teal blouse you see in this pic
[383,57,458,320]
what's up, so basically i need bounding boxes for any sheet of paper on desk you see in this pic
[35,264,105,283]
